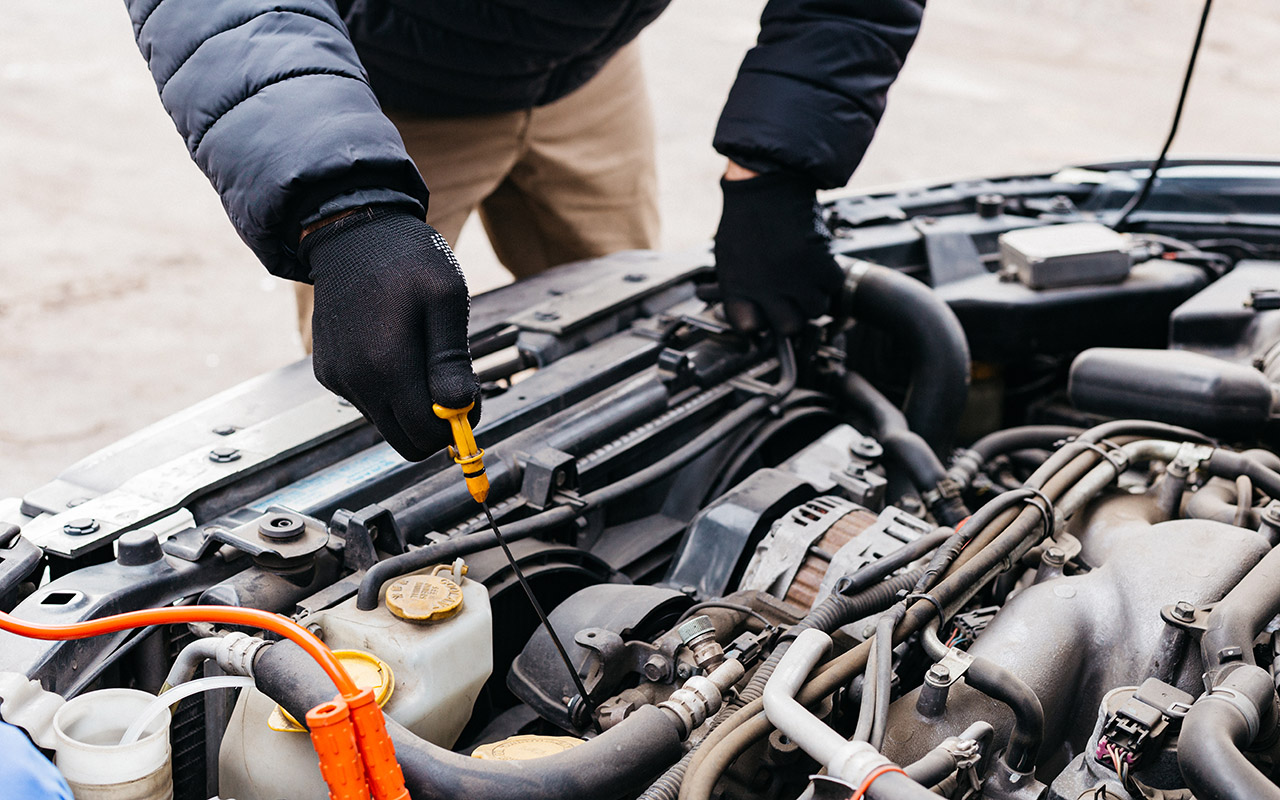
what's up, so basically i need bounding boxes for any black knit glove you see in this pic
[713,173,843,335]
[300,207,479,461]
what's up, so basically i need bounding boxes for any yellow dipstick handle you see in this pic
[433,402,489,504]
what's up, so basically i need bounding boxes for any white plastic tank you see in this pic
[53,688,173,800]
[218,564,493,800]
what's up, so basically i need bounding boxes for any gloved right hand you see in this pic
[300,206,479,461]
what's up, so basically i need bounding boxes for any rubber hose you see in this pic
[1178,665,1280,800]
[958,656,1043,772]
[843,264,971,454]
[840,372,968,525]
[1201,519,1280,671]
[902,748,958,788]
[255,641,684,800]
[841,372,946,488]
[948,425,1083,487]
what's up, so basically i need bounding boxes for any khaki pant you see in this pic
[295,43,660,349]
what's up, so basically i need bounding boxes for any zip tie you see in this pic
[903,592,947,627]
[1021,488,1056,540]
[851,764,909,800]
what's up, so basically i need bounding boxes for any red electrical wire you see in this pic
[0,605,357,697]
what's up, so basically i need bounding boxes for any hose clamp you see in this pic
[216,632,269,678]
[1205,687,1262,741]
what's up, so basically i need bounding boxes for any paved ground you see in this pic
[3,0,1279,498]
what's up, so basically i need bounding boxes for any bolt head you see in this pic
[259,512,305,541]
[533,310,561,322]
[927,663,951,683]
[209,447,241,463]
[211,424,236,436]
[623,273,648,283]
[62,518,99,536]
[643,655,668,682]
[1172,601,1196,622]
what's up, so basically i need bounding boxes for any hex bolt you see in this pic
[1172,601,1196,623]
[643,655,669,682]
[209,447,241,463]
[623,273,647,283]
[211,424,236,436]
[533,310,560,322]
[917,664,952,718]
[62,518,100,536]
[1042,547,1066,568]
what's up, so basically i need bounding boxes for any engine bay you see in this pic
[7,160,1280,799]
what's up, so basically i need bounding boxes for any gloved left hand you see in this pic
[713,171,844,336]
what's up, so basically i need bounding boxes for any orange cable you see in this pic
[0,605,357,697]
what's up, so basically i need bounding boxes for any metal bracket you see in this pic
[1159,601,1216,635]
[934,648,976,687]
[520,448,579,511]
[328,504,403,571]
[163,508,328,565]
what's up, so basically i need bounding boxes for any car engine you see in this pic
[6,159,1280,800]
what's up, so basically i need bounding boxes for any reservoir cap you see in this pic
[386,573,464,622]
[471,735,583,760]
[269,650,394,732]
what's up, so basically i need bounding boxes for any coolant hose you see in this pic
[255,641,684,800]
[842,263,970,454]
[1178,665,1280,800]
[839,372,969,525]
[1201,519,1280,672]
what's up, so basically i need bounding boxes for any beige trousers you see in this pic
[295,43,660,349]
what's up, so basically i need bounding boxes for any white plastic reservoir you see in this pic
[53,688,173,800]
[219,566,493,800]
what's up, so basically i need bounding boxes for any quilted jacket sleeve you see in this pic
[123,0,431,281]
[713,0,925,190]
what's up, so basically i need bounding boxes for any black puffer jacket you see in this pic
[122,0,923,280]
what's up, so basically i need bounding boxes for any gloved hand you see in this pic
[713,172,844,335]
[300,207,479,461]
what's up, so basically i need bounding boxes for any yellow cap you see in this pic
[269,649,394,732]
[385,572,464,622]
[471,735,584,760]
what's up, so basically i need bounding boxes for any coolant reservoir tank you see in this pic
[218,565,493,800]
[53,688,173,800]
